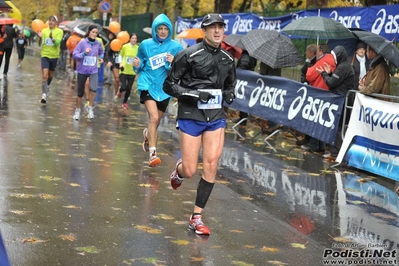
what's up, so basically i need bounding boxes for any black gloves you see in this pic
[199,91,215,103]
[223,91,235,104]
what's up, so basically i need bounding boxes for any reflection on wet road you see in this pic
[0,47,397,265]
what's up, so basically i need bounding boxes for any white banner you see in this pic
[336,94,399,181]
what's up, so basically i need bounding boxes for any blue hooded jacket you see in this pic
[134,14,183,101]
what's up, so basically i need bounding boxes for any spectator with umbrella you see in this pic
[358,45,390,96]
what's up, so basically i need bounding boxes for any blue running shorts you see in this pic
[177,118,226,137]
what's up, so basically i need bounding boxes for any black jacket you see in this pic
[351,54,370,89]
[163,40,236,122]
[4,25,17,49]
[237,50,257,71]
[320,46,355,95]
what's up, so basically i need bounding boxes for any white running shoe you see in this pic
[87,106,94,119]
[41,93,47,104]
[73,108,80,120]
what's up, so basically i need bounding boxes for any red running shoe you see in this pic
[189,214,210,235]
[170,159,183,190]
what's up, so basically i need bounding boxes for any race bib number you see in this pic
[197,89,222,110]
[115,55,122,64]
[126,57,134,64]
[45,38,54,46]
[149,53,167,70]
[83,56,97,66]
[18,39,25,45]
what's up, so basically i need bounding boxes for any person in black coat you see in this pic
[233,50,257,125]
[316,45,355,158]
[2,25,18,78]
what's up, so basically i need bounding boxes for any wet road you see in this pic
[0,45,398,266]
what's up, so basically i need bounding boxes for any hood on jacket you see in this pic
[331,46,348,65]
[151,13,173,42]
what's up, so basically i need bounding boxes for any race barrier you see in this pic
[231,69,345,145]
[177,4,399,42]
[336,92,399,181]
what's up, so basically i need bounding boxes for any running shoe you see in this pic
[87,106,94,119]
[122,103,129,109]
[142,128,149,152]
[189,214,210,235]
[170,159,183,190]
[41,93,47,104]
[149,151,161,167]
[73,108,80,120]
[117,89,122,99]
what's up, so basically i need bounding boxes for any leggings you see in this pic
[119,73,136,103]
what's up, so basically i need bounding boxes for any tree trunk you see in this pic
[214,0,233,13]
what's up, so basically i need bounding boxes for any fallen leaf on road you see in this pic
[331,236,351,243]
[21,237,50,244]
[261,246,279,252]
[40,175,61,181]
[171,239,190,245]
[240,195,253,201]
[264,192,276,196]
[75,246,100,253]
[40,194,58,199]
[68,183,81,187]
[62,205,82,209]
[291,243,306,249]
[10,210,32,215]
[267,261,288,265]
[230,229,244,233]
[59,234,76,241]
[191,257,204,262]
[89,158,104,162]
[10,193,35,199]
[231,261,254,266]
[139,183,153,187]
[134,225,162,234]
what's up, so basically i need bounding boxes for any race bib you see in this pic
[83,56,97,66]
[115,55,122,64]
[126,57,134,64]
[18,39,24,45]
[197,89,222,110]
[149,53,167,70]
[45,38,54,46]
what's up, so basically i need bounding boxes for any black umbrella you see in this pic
[351,30,399,69]
[240,29,302,69]
[224,34,245,49]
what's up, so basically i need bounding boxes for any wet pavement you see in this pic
[0,45,398,266]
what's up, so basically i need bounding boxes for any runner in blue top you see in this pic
[132,13,183,167]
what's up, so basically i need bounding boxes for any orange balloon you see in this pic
[110,39,122,52]
[31,19,44,33]
[117,31,129,44]
[109,21,120,34]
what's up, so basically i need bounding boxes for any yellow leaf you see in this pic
[171,239,190,245]
[267,261,288,265]
[215,180,230,185]
[230,229,244,233]
[240,195,253,201]
[40,194,58,199]
[291,243,306,249]
[332,236,351,243]
[309,173,320,176]
[10,193,35,199]
[10,210,32,215]
[371,212,397,220]
[191,257,204,262]
[155,214,175,220]
[358,178,372,183]
[21,238,50,244]
[264,192,276,197]
[62,205,82,209]
[134,225,162,234]
[261,246,279,252]
[138,183,153,188]
[75,246,100,253]
[89,158,104,162]
[244,245,256,249]
[59,234,76,241]
[40,175,61,181]
[231,261,254,266]
[68,183,81,187]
